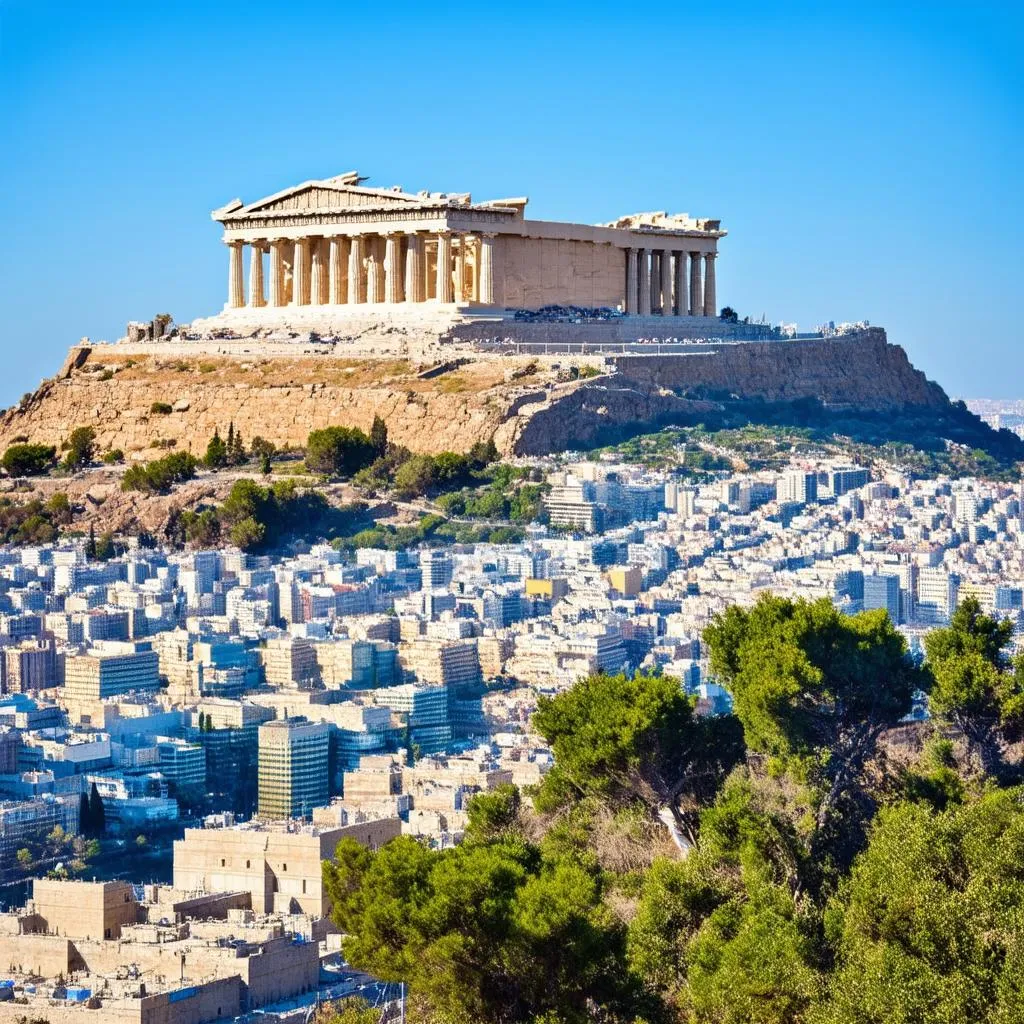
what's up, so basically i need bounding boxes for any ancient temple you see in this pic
[213,171,725,317]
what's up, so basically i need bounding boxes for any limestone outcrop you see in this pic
[0,330,954,461]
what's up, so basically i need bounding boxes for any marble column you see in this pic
[269,240,286,307]
[348,234,364,304]
[689,251,703,317]
[660,250,672,318]
[454,235,467,303]
[310,239,328,305]
[472,237,482,301]
[248,243,265,307]
[435,231,454,303]
[292,238,310,306]
[649,252,662,314]
[638,249,651,316]
[366,253,383,303]
[384,234,402,304]
[703,253,717,317]
[625,248,638,314]
[405,233,425,302]
[228,242,245,308]
[673,252,687,316]
[328,237,348,305]
[478,234,495,305]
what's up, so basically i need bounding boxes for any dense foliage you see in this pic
[167,478,354,552]
[306,426,376,477]
[2,442,56,476]
[0,492,74,543]
[324,595,1024,1023]
[121,451,197,493]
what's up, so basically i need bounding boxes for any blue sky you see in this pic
[1,1,1021,405]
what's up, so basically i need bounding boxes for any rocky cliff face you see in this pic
[0,329,951,460]
[610,329,948,411]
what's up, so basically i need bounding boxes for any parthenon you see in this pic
[212,171,725,318]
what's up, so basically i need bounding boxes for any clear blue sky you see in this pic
[1,1,1021,405]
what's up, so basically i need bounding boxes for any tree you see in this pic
[819,790,1024,1024]
[704,595,920,851]
[94,531,115,560]
[2,443,56,477]
[62,426,96,469]
[79,792,92,835]
[923,596,1024,777]
[204,428,228,469]
[323,835,641,1024]
[306,426,375,477]
[719,307,739,323]
[122,451,197,494]
[88,782,106,836]
[392,454,439,499]
[369,415,388,457]
[249,436,276,462]
[532,670,743,848]
[16,847,33,871]
[86,523,97,560]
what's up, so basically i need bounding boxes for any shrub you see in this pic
[98,369,114,381]
[102,449,125,464]
[122,451,197,494]
[150,402,173,415]
[306,426,375,477]
[2,443,56,477]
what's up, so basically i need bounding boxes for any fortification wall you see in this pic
[610,329,947,410]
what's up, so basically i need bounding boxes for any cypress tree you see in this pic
[79,792,91,836]
[370,415,388,456]
[88,782,106,836]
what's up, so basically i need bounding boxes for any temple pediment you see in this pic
[215,174,432,222]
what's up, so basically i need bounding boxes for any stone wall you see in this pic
[610,328,947,411]
[496,235,624,309]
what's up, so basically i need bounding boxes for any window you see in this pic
[221,859,225,867]
[246,860,250,869]
[282,863,287,872]
[302,880,306,894]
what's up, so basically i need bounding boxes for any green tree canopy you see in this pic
[63,426,96,469]
[2,442,56,476]
[819,789,1024,1024]
[306,426,375,477]
[532,671,743,847]
[704,595,920,842]
[923,596,1024,776]
[323,834,642,1024]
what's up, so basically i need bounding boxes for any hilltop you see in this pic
[3,328,1015,468]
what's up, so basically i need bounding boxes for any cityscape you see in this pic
[1,2,1020,1023]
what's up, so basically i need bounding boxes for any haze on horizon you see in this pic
[0,0,1021,405]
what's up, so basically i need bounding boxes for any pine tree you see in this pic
[88,782,106,836]
[233,429,245,464]
[226,422,235,453]
[86,524,96,560]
